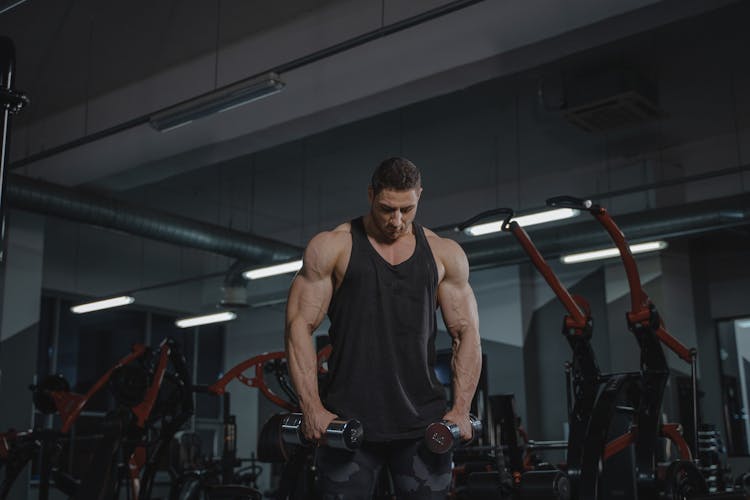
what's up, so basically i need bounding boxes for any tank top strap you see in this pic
[350,217,367,247]
[412,221,428,249]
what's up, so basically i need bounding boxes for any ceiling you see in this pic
[0,0,748,280]
[2,0,737,191]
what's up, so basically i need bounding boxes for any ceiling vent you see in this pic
[562,67,661,133]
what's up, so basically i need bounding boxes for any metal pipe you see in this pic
[4,175,748,284]
[6,174,302,263]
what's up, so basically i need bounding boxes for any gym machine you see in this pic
[455,204,709,500]
[166,350,307,500]
[461,199,747,500]
[1,337,193,500]
[546,196,748,500]
[165,385,262,499]
[456,206,616,499]
[169,347,334,500]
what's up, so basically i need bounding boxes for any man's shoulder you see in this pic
[331,221,353,234]
[306,222,352,251]
[421,226,469,282]
[422,226,464,256]
[302,223,353,275]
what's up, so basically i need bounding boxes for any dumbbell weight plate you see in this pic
[325,418,363,450]
[425,421,460,454]
[425,416,483,454]
[280,413,307,446]
[257,413,295,463]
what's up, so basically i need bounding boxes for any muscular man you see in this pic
[285,157,481,499]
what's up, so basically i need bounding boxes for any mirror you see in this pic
[717,317,750,456]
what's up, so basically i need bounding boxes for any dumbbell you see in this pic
[280,413,364,450]
[424,414,482,454]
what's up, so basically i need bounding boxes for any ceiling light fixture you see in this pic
[175,311,237,329]
[561,240,668,264]
[464,208,580,236]
[243,259,303,280]
[70,295,135,314]
[149,72,285,132]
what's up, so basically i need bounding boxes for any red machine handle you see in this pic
[54,344,149,433]
[593,209,693,363]
[505,220,588,330]
[207,346,332,412]
[547,197,693,364]
[131,342,171,428]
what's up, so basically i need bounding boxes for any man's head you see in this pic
[370,157,421,195]
[367,157,423,241]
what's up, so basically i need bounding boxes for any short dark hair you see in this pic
[370,157,421,195]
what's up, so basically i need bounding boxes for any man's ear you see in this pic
[368,186,374,204]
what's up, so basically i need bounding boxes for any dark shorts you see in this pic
[315,438,453,500]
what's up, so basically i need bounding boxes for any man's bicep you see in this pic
[439,280,478,337]
[287,233,339,331]
[287,272,333,331]
[438,242,478,338]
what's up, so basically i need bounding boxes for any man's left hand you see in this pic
[442,409,473,441]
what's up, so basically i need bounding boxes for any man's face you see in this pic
[368,187,422,241]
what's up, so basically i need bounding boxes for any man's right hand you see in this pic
[302,407,339,442]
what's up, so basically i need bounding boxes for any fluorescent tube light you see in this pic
[736,319,750,329]
[465,208,580,236]
[0,0,29,15]
[561,241,668,264]
[243,259,303,280]
[149,72,285,132]
[175,311,237,329]
[71,296,135,314]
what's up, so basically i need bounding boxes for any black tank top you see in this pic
[323,217,447,441]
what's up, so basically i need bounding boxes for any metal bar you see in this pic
[526,440,569,450]
[691,348,700,462]
[565,362,572,418]
[0,38,14,264]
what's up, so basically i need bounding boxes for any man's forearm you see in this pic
[286,323,325,413]
[450,328,482,414]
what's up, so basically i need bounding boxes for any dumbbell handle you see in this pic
[280,413,363,450]
[425,415,482,454]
